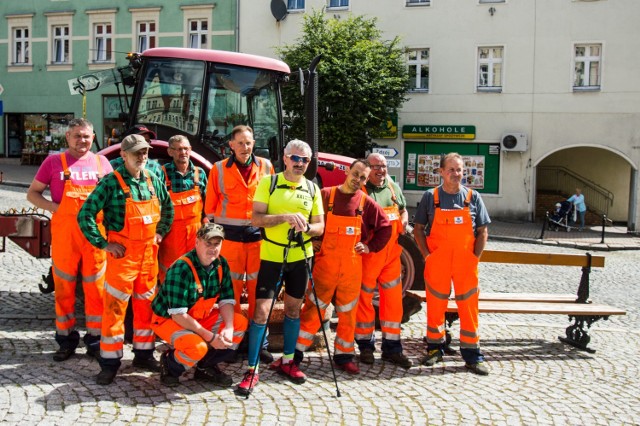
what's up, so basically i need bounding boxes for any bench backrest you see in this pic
[481,250,605,268]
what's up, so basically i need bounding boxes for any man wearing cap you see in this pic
[151,223,248,387]
[110,124,163,179]
[27,118,113,361]
[158,135,208,284]
[205,125,274,362]
[79,134,174,385]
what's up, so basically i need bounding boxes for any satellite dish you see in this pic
[271,0,288,22]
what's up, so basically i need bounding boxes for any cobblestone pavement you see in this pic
[1,187,639,425]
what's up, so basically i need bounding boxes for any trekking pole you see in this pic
[296,231,341,398]
[244,228,294,399]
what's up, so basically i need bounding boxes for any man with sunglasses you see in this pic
[158,135,208,284]
[355,153,412,369]
[236,139,324,395]
[205,125,275,363]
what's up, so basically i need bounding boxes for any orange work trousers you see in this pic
[100,170,160,362]
[297,188,365,358]
[152,309,247,371]
[424,188,480,351]
[220,240,261,318]
[158,217,201,283]
[51,176,105,339]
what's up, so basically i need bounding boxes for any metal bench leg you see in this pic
[558,314,609,354]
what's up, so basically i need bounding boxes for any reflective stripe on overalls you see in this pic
[158,166,203,283]
[52,153,106,337]
[100,170,160,360]
[424,188,480,349]
[296,187,366,356]
[356,182,403,343]
[151,256,248,371]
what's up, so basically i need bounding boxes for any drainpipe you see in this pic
[236,0,240,51]
[629,168,638,232]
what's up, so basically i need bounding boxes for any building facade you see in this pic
[0,0,236,159]
[239,0,640,230]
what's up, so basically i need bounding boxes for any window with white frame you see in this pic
[189,19,208,49]
[137,21,156,52]
[407,49,430,91]
[288,0,305,10]
[406,0,430,5]
[574,44,601,90]
[94,23,112,62]
[46,11,73,69]
[52,26,70,63]
[477,46,503,91]
[328,0,349,8]
[86,9,116,67]
[13,27,30,64]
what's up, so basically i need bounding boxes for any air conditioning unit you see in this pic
[501,132,528,152]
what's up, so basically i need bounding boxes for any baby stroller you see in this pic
[547,201,574,232]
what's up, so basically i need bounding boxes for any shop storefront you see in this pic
[401,125,501,194]
[4,113,74,164]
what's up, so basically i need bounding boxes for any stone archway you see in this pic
[534,146,636,226]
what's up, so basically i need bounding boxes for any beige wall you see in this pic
[240,0,640,228]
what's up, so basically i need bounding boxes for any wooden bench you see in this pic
[409,249,626,353]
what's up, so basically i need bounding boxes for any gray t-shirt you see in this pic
[414,185,491,237]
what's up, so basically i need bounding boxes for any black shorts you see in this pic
[256,259,309,300]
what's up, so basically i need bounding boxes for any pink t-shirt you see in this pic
[34,152,114,203]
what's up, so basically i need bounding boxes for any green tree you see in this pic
[278,11,409,158]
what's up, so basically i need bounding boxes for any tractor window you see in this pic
[135,59,205,135]
[204,65,280,160]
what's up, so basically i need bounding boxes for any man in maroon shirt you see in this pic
[292,159,391,375]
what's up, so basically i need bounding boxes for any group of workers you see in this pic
[27,117,491,393]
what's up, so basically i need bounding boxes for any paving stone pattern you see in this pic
[1,187,639,425]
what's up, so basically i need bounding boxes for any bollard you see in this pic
[600,214,606,244]
[540,211,548,240]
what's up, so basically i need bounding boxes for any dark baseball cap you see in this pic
[124,124,157,139]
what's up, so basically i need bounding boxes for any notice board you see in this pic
[403,142,500,194]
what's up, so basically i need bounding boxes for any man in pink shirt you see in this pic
[27,118,113,362]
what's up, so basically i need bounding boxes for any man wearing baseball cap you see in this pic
[151,223,248,387]
[79,133,174,385]
[110,124,163,180]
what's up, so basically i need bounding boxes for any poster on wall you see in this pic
[414,154,486,189]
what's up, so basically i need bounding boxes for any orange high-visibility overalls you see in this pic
[100,170,160,361]
[205,158,272,318]
[51,153,106,346]
[158,166,203,283]
[424,188,480,351]
[152,256,248,372]
[296,187,366,358]
[355,182,403,348]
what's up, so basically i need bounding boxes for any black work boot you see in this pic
[83,333,100,359]
[53,330,80,362]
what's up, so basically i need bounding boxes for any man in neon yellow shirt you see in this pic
[236,139,324,395]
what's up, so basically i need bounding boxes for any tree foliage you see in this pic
[278,11,409,158]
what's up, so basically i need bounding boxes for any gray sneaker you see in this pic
[465,361,490,376]
[420,349,443,367]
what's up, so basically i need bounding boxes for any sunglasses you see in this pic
[287,154,311,164]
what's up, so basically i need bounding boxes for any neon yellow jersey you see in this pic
[254,172,323,263]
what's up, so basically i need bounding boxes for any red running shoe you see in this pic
[236,370,259,396]
[272,358,306,384]
[337,361,360,375]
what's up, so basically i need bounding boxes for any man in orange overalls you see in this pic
[205,125,274,363]
[79,134,174,385]
[355,153,412,369]
[152,223,248,387]
[158,135,207,283]
[295,160,391,375]
[27,118,113,361]
[413,152,491,375]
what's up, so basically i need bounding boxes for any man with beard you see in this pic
[79,134,174,385]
